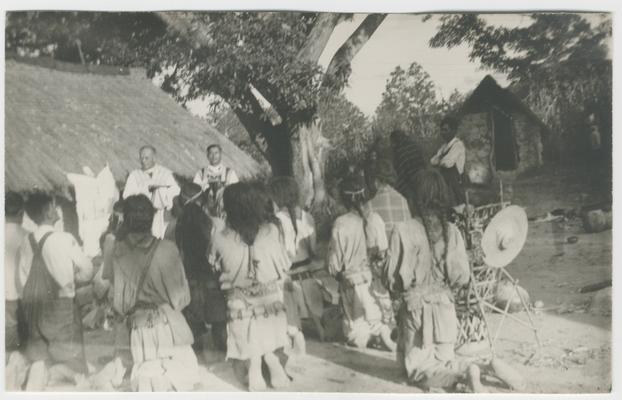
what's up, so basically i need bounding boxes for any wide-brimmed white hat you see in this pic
[481,205,528,268]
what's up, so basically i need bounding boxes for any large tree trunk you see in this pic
[295,14,386,210]
[293,121,329,207]
[265,123,295,176]
[158,12,386,210]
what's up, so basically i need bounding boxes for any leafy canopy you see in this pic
[374,62,463,141]
[6,11,345,129]
[428,13,611,80]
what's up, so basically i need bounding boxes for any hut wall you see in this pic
[458,113,493,185]
[512,113,544,174]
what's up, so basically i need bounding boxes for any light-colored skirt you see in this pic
[339,269,386,348]
[283,279,302,333]
[226,285,288,360]
[129,307,200,391]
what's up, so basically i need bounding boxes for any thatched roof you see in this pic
[459,75,550,134]
[5,58,259,193]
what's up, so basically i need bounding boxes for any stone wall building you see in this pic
[456,76,550,185]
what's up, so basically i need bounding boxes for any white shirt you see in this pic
[5,222,28,301]
[431,137,466,174]
[18,225,94,299]
[123,164,180,210]
[275,210,316,263]
[193,163,239,191]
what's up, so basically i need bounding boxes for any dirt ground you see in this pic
[28,163,613,394]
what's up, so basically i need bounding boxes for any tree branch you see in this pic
[322,13,387,90]
[155,12,214,49]
[296,13,344,63]
[233,107,270,160]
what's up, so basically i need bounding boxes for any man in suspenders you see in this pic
[17,193,94,390]
[430,115,467,209]
[193,144,239,217]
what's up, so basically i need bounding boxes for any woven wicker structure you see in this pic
[454,201,508,347]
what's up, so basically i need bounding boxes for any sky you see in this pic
[186,12,610,118]
[319,14,525,116]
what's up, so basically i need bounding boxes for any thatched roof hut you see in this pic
[5,58,259,194]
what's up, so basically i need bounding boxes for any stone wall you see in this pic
[457,112,492,185]
[512,113,544,175]
[458,111,544,185]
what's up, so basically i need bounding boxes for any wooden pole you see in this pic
[469,270,495,358]
[465,190,472,249]
[75,39,86,66]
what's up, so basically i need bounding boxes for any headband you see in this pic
[342,188,365,196]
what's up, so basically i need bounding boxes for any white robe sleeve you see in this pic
[161,169,181,209]
[122,171,141,198]
[226,169,239,185]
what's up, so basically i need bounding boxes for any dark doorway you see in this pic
[492,108,518,170]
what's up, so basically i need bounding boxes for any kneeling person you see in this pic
[18,193,94,389]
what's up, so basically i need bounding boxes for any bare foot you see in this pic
[467,364,486,393]
[293,331,306,355]
[248,357,266,392]
[74,373,91,391]
[248,374,267,392]
[263,352,290,389]
[269,372,290,389]
[380,326,397,352]
[25,361,48,391]
[6,351,29,391]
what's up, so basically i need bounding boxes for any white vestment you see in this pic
[123,164,180,238]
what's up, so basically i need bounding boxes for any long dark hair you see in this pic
[175,202,212,276]
[339,173,370,235]
[268,176,301,236]
[223,181,281,246]
[411,168,453,269]
[122,195,155,235]
[100,200,125,250]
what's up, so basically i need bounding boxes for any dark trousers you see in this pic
[5,300,25,355]
[24,298,87,373]
[440,167,466,206]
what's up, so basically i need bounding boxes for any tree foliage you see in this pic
[319,93,374,186]
[374,63,442,138]
[373,62,464,157]
[6,12,386,179]
[208,92,373,184]
[428,13,612,161]
[6,12,167,65]
[429,13,611,80]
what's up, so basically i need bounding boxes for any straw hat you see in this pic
[481,205,528,268]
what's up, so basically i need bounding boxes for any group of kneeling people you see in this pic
[7,166,508,392]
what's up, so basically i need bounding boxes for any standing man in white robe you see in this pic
[123,145,180,238]
[193,144,239,217]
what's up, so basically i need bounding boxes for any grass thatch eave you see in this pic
[5,59,260,193]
